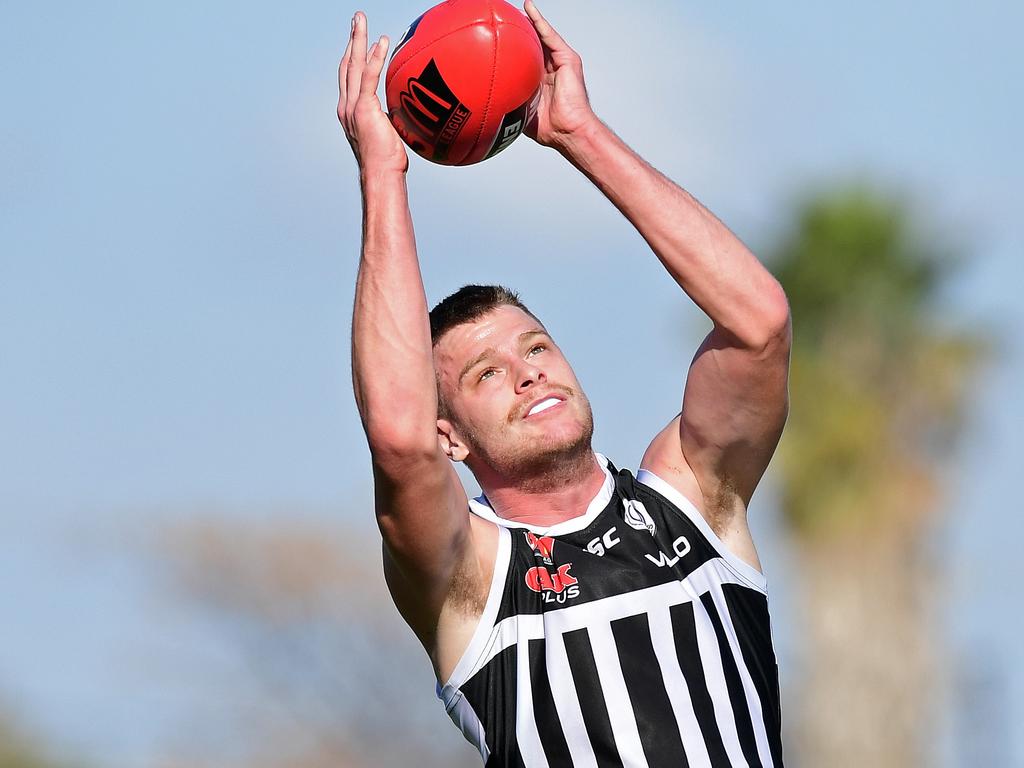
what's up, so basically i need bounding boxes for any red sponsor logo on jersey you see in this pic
[525,563,578,594]
[525,531,555,565]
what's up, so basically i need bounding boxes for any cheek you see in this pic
[553,363,581,391]
[456,390,508,429]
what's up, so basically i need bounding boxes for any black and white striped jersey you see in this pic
[437,454,784,767]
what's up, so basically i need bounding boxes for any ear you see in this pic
[437,418,470,462]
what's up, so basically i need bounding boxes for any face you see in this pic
[433,305,594,478]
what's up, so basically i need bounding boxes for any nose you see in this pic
[514,360,546,394]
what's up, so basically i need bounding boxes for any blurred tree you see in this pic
[157,517,478,768]
[768,185,986,767]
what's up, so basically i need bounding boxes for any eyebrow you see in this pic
[457,329,548,387]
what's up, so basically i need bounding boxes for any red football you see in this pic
[385,0,543,166]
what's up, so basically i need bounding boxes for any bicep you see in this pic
[643,325,790,514]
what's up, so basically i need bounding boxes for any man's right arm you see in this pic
[339,13,489,653]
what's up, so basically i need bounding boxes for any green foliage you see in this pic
[775,187,945,349]
[769,185,985,537]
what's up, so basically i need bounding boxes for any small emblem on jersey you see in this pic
[525,531,555,565]
[525,564,580,602]
[624,500,656,537]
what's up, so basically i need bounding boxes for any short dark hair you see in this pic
[429,285,541,346]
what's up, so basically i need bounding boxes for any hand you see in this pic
[338,12,408,174]
[522,0,599,150]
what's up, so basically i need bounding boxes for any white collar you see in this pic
[468,453,616,536]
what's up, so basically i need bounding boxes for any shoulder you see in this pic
[638,423,732,529]
[630,459,765,582]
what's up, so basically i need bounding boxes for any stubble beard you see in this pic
[464,392,597,493]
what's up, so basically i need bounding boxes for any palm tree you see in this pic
[768,185,985,767]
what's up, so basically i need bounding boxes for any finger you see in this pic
[346,11,368,105]
[338,15,356,109]
[360,36,389,96]
[523,0,571,52]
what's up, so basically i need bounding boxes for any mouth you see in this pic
[525,395,565,418]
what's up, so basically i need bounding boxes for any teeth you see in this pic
[528,397,561,416]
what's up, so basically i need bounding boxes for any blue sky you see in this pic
[1,0,1022,764]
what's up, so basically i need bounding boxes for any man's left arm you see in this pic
[524,2,791,542]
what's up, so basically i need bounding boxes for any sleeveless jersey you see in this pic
[437,455,784,768]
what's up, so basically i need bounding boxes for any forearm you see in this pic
[352,169,438,452]
[558,121,788,347]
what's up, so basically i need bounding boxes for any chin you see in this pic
[492,408,595,478]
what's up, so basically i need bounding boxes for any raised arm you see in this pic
[523,2,790,550]
[338,13,489,656]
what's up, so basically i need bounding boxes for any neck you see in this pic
[475,451,606,528]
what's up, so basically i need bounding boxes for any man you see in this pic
[338,3,791,766]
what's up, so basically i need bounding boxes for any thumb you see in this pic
[523,0,572,53]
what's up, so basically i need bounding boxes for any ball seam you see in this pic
[463,0,499,164]
[384,19,497,92]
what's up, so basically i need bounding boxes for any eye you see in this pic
[478,368,496,383]
[528,344,546,356]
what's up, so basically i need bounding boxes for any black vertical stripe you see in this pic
[669,601,732,765]
[701,592,763,768]
[610,612,689,768]
[723,585,785,767]
[562,628,625,768]
[462,645,526,768]
[528,638,573,766]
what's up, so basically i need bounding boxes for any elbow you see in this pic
[731,279,792,353]
[364,417,440,471]
[370,440,445,489]
[760,284,792,349]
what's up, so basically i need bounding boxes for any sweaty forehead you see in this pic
[433,306,546,385]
